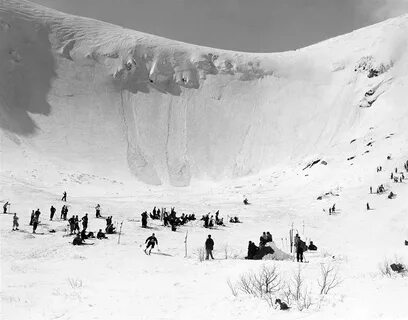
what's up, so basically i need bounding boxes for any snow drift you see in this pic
[2,0,408,186]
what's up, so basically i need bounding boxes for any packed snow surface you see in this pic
[1,1,408,319]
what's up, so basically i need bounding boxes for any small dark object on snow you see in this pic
[275,299,289,310]
[390,263,405,273]
[243,198,249,205]
[308,241,317,251]
[405,240,408,246]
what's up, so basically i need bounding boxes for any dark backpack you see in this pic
[300,240,308,251]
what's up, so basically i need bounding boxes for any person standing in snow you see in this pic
[81,213,88,231]
[95,204,101,218]
[74,215,80,233]
[12,213,19,231]
[144,233,158,255]
[32,214,39,233]
[50,205,56,220]
[366,202,370,210]
[29,210,35,225]
[205,234,215,260]
[61,191,67,202]
[141,211,148,228]
[294,233,304,262]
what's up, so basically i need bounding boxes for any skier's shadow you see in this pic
[142,226,160,231]
[151,252,173,257]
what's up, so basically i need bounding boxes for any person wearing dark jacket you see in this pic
[141,211,148,228]
[32,215,39,233]
[97,229,108,239]
[68,216,76,234]
[205,235,214,260]
[50,206,56,220]
[294,234,305,262]
[73,234,84,245]
[308,241,317,251]
[144,233,158,255]
[61,191,67,202]
[29,210,35,225]
[95,204,101,218]
[81,214,88,231]
[246,241,258,259]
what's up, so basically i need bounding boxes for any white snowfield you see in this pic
[1,0,408,319]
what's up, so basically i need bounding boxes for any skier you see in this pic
[34,209,41,221]
[266,231,273,242]
[294,233,304,262]
[50,205,56,220]
[81,213,88,231]
[144,233,158,255]
[3,201,9,214]
[74,215,80,233]
[12,213,19,231]
[308,240,317,251]
[95,204,101,218]
[208,215,214,228]
[141,211,148,228]
[68,216,76,234]
[32,214,39,233]
[243,198,249,205]
[275,299,289,310]
[370,186,372,194]
[61,191,67,202]
[366,202,370,210]
[205,234,214,260]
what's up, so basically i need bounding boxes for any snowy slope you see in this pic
[2,0,408,186]
[2,1,408,320]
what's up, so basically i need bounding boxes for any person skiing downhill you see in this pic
[144,233,158,255]
[61,191,67,202]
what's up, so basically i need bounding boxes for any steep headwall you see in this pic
[1,0,408,185]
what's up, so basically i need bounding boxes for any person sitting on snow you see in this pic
[97,229,108,239]
[308,241,317,251]
[72,234,84,245]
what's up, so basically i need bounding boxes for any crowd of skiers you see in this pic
[3,189,324,265]
[141,207,197,231]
